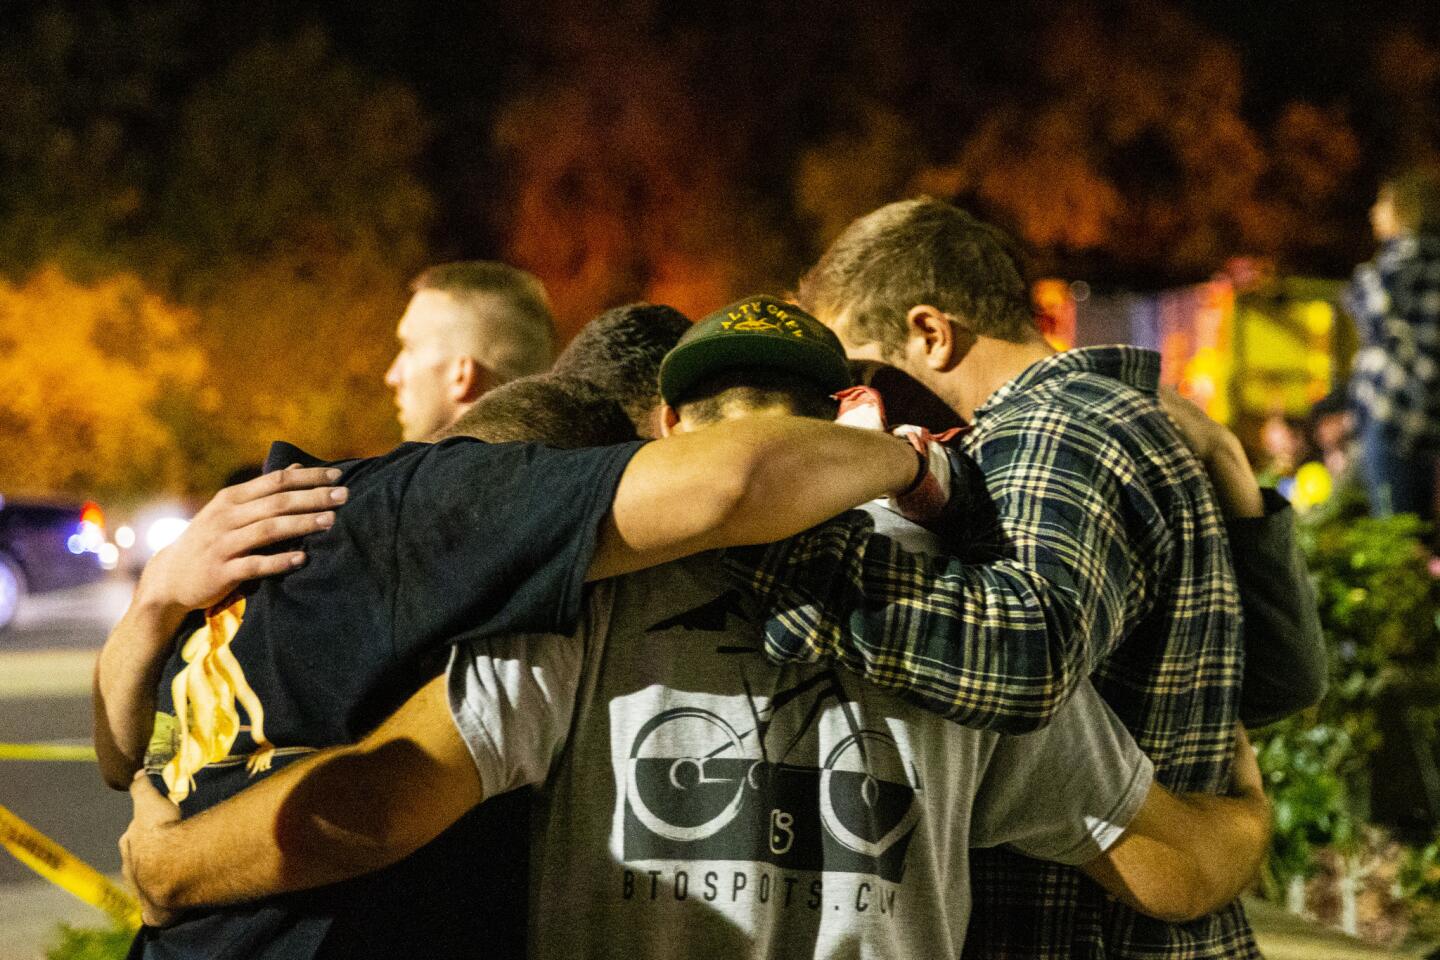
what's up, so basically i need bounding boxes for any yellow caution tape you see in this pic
[0,802,140,928]
[0,742,98,761]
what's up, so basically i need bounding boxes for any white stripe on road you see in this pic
[0,651,97,699]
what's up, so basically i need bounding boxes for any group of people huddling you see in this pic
[96,197,1329,960]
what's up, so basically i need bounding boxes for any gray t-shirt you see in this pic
[448,512,1152,960]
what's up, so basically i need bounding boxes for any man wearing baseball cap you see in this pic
[123,296,1269,960]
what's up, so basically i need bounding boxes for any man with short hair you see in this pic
[385,260,556,440]
[739,197,1268,957]
[121,299,1271,960]
[553,302,694,437]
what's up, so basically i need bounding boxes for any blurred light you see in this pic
[80,501,105,531]
[67,534,84,555]
[115,525,135,549]
[98,542,119,570]
[1302,301,1334,337]
[76,520,105,553]
[1069,280,1091,302]
[1291,462,1334,510]
[146,517,190,554]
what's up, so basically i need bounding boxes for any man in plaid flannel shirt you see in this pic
[1347,167,1440,520]
[731,198,1258,959]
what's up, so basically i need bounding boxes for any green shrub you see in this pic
[44,923,134,960]
[1255,504,1440,934]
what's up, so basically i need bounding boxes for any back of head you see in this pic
[411,261,556,381]
[433,374,638,448]
[661,296,850,426]
[1385,166,1440,236]
[553,303,692,430]
[675,367,838,426]
[797,197,1036,357]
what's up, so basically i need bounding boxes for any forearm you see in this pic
[590,418,917,581]
[720,420,918,545]
[128,676,481,912]
[131,749,340,909]
[134,742,427,909]
[93,590,187,789]
[1084,785,1270,922]
[732,514,1092,733]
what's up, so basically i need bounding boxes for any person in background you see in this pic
[385,261,556,441]
[1347,167,1440,521]
[1256,413,1308,485]
[1307,389,1357,486]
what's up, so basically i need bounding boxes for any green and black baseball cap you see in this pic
[658,295,853,405]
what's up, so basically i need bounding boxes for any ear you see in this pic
[451,356,492,403]
[905,305,968,371]
[659,404,681,437]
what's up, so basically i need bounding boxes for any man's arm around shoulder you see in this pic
[1081,726,1271,922]
[588,417,919,580]
[94,466,347,789]
[124,675,481,923]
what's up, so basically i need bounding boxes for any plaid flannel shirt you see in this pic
[1347,233,1440,455]
[728,346,1253,959]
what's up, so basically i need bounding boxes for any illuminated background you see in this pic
[0,0,1435,500]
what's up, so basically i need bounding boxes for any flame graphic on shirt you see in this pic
[160,596,275,804]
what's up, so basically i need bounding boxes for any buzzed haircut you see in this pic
[797,197,1037,356]
[1384,166,1440,235]
[674,367,839,426]
[432,374,638,448]
[553,303,692,430]
[411,261,556,381]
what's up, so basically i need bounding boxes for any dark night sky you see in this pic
[3,0,1438,278]
[312,0,1440,271]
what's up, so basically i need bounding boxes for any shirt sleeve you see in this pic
[969,679,1153,865]
[446,626,585,796]
[392,438,644,659]
[727,407,1155,733]
[1229,488,1327,727]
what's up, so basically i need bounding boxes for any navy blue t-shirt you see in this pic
[133,435,644,960]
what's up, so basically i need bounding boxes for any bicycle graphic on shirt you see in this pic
[623,655,922,881]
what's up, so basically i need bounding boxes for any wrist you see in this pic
[878,433,922,495]
[132,826,186,911]
[128,577,191,640]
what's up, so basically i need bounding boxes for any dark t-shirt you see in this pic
[132,436,644,960]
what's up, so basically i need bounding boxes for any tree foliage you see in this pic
[0,8,433,495]
[156,29,432,469]
[0,268,205,501]
[1,0,1438,496]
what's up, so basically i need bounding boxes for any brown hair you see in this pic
[797,197,1036,356]
[432,374,637,448]
[674,367,839,426]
